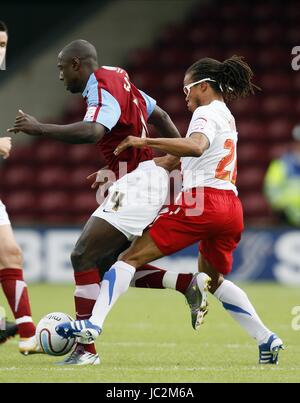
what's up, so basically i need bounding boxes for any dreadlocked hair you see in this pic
[186,55,260,102]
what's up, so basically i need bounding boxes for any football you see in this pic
[36,312,75,356]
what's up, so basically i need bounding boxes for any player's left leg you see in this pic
[131,265,210,330]
[198,252,284,364]
[0,224,38,355]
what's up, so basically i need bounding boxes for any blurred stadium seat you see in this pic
[1,0,297,225]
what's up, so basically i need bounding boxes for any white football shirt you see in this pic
[181,100,238,194]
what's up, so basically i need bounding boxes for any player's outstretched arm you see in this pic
[114,132,209,158]
[7,110,105,144]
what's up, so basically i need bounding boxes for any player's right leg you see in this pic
[198,254,284,365]
[0,206,38,355]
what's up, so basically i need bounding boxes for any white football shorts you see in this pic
[92,160,169,241]
[0,200,11,226]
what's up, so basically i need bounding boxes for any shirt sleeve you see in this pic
[188,107,217,146]
[83,84,121,131]
[138,89,157,118]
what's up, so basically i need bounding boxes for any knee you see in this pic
[118,250,142,268]
[0,244,23,268]
[70,248,85,272]
[70,245,100,273]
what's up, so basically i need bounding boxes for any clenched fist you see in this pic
[0,137,12,159]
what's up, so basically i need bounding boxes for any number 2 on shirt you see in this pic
[215,139,237,184]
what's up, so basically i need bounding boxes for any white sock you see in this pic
[89,261,135,329]
[214,280,272,345]
[162,271,178,289]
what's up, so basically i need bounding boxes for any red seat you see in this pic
[187,26,219,45]
[253,25,283,44]
[61,97,86,124]
[260,73,292,93]
[38,192,69,214]
[68,166,100,190]
[1,166,35,189]
[2,191,36,214]
[236,167,265,191]
[70,191,98,214]
[238,143,269,165]
[192,47,223,63]
[239,192,271,217]
[231,97,262,118]
[293,98,300,115]
[292,75,300,92]
[34,141,67,163]
[262,96,293,115]
[159,48,191,68]
[266,119,294,141]
[67,144,104,166]
[251,4,281,21]
[237,121,266,141]
[36,167,68,189]
[162,70,184,92]
[128,49,158,68]
[285,4,300,22]
[8,144,36,164]
[174,117,189,135]
[268,143,290,159]
[130,71,160,90]
[161,94,186,115]
[39,213,71,225]
[159,24,187,46]
[287,27,300,43]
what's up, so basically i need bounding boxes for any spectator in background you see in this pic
[264,125,300,226]
[0,20,8,70]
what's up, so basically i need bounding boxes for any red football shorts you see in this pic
[149,187,244,275]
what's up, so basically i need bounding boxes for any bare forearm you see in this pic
[40,122,104,144]
[145,137,203,157]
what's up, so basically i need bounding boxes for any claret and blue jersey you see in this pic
[82,66,157,178]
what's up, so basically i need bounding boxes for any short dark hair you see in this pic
[0,21,8,33]
[186,55,260,102]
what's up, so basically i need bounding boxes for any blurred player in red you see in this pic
[8,40,183,365]
[0,137,38,354]
[65,56,284,365]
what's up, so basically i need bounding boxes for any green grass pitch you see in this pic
[0,283,299,383]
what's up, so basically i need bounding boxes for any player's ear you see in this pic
[201,81,209,92]
[72,57,81,71]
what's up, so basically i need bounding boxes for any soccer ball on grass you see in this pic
[36,312,75,356]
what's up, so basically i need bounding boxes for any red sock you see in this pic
[74,268,100,355]
[133,264,166,288]
[0,268,36,338]
[133,264,193,294]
